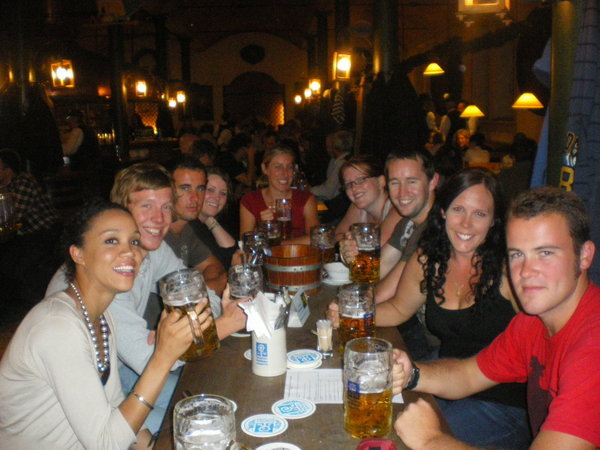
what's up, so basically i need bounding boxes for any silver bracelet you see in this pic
[132,392,154,410]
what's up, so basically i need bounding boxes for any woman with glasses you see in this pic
[335,155,401,244]
[240,146,319,244]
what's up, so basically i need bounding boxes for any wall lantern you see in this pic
[460,104,485,118]
[176,90,186,103]
[135,80,147,97]
[309,78,321,95]
[512,92,543,109]
[303,88,313,100]
[51,59,75,88]
[294,94,302,104]
[168,98,177,108]
[333,52,352,80]
[457,0,511,26]
[423,63,445,76]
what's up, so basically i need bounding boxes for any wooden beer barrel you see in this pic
[265,244,322,295]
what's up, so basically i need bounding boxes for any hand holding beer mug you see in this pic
[228,264,263,300]
[159,269,220,361]
[310,225,336,264]
[337,283,375,352]
[349,223,380,284]
[275,198,292,240]
[343,337,393,439]
[258,220,282,247]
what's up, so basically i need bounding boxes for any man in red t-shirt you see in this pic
[391,187,600,449]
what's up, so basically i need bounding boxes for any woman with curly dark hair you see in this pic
[375,168,531,449]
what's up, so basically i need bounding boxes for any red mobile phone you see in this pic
[356,438,398,450]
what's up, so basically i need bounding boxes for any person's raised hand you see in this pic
[220,285,248,332]
[325,301,340,328]
[259,207,275,222]
[339,232,358,265]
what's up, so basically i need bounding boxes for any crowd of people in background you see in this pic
[13,97,600,450]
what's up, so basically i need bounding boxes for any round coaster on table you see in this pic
[286,349,322,369]
[243,349,252,360]
[241,414,288,438]
[231,331,251,338]
[271,398,316,419]
[256,443,301,450]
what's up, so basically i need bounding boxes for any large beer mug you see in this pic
[174,394,235,449]
[337,283,375,352]
[349,223,380,284]
[159,269,220,361]
[258,220,281,247]
[275,198,292,240]
[343,337,393,438]
[228,264,263,300]
[310,225,336,264]
[242,231,268,265]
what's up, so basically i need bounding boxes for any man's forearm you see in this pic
[203,264,227,296]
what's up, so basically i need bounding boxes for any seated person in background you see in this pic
[452,128,471,154]
[0,201,204,449]
[190,139,217,168]
[61,109,99,171]
[45,163,246,436]
[394,187,600,449]
[191,167,239,271]
[424,130,444,156]
[0,148,62,304]
[335,155,401,246]
[342,168,530,448]
[165,157,230,288]
[215,133,256,200]
[310,130,352,201]
[178,133,200,155]
[463,132,491,165]
[240,146,319,245]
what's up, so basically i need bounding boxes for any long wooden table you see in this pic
[154,284,428,449]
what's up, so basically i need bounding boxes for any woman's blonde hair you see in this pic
[110,162,173,207]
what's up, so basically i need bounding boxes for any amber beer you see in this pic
[344,387,392,438]
[339,313,376,352]
[164,301,220,361]
[350,248,380,284]
[277,217,292,240]
[318,246,336,264]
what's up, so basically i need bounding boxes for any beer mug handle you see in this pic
[185,308,206,347]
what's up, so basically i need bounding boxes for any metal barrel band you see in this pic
[266,281,322,292]
[264,263,322,273]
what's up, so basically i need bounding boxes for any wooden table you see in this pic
[154,284,426,449]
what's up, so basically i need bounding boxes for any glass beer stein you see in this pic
[343,337,393,439]
[349,223,380,284]
[310,225,336,264]
[337,283,376,352]
[159,269,220,361]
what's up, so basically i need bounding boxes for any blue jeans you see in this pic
[119,363,182,434]
[436,397,531,449]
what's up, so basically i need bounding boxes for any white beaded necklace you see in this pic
[69,282,110,373]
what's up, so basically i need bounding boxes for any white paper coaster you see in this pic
[241,414,288,438]
[243,349,252,360]
[256,443,301,450]
[272,398,316,419]
[286,349,322,369]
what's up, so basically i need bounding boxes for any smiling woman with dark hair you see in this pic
[0,201,207,449]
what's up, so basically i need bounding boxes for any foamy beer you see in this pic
[349,223,380,284]
[337,283,376,352]
[159,269,220,361]
[275,198,292,240]
[310,225,336,264]
[343,337,393,438]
